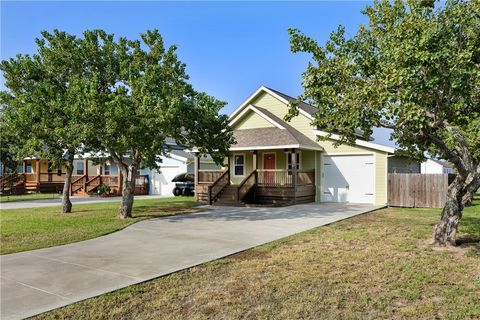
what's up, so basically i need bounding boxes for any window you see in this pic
[233,154,245,177]
[25,162,32,173]
[76,161,84,175]
[109,164,118,175]
[287,152,301,174]
[104,163,110,175]
[17,164,23,173]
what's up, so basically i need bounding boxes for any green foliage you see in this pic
[288,0,479,167]
[1,30,90,167]
[96,183,111,196]
[75,29,233,170]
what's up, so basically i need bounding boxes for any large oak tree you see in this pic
[1,29,233,218]
[288,0,479,245]
[78,30,233,218]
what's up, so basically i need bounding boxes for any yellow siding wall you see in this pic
[251,92,317,141]
[319,139,374,154]
[234,112,274,130]
[375,152,388,205]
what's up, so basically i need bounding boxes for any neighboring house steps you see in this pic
[0,174,26,194]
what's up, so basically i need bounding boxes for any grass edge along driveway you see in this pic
[35,201,479,320]
[0,196,197,254]
[0,193,61,203]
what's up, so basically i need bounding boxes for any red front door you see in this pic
[263,153,276,185]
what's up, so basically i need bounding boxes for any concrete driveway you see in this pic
[1,203,383,319]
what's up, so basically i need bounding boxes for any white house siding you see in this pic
[141,155,188,196]
[421,159,453,174]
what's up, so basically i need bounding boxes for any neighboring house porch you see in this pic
[0,158,149,196]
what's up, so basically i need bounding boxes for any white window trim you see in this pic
[285,150,302,171]
[232,153,246,177]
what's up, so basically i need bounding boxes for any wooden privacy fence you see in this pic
[388,174,448,208]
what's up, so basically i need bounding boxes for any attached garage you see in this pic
[321,154,375,204]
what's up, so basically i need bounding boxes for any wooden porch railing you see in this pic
[198,170,225,183]
[297,170,315,185]
[257,169,292,186]
[208,170,229,205]
[71,175,87,194]
[86,175,101,192]
[71,174,124,195]
[238,170,256,202]
[257,169,315,187]
[39,172,66,182]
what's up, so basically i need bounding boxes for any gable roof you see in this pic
[229,86,368,138]
[265,87,318,117]
[232,128,322,151]
[313,130,395,154]
[427,158,454,168]
[229,86,307,121]
[229,86,395,154]
[230,106,322,151]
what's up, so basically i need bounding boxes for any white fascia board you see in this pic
[229,86,290,121]
[164,152,189,162]
[228,85,315,124]
[228,105,285,129]
[313,130,395,154]
[230,144,323,151]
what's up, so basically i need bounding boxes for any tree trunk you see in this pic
[462,179,479,207]
[118,167,135,219]
[62,159,74,213]
[433,175,466,246]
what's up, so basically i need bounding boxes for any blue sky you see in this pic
[1,1,394,146]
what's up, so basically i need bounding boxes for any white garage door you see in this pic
[150,166,182,196]
[322,155,375,204]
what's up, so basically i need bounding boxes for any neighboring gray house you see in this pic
[388,156,421,173]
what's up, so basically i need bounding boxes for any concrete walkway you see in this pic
[0,195,170,210]
[1,203,383,319]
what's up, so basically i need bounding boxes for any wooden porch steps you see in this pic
[212,185,245,206]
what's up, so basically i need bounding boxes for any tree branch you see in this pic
[426,132,468,177]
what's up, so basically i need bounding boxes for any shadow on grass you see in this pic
[457,195,480,246]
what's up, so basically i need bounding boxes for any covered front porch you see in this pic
[194,148,318,206]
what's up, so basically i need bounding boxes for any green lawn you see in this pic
[0,192,61,203]
[0,197,197,254]
[35,200,479,320]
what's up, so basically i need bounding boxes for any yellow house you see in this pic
[194,86,395,206]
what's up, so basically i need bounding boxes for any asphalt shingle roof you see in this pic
[232,107,321,151]
[265,87,318,116]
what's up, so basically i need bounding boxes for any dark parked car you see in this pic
[171,173,194,197]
